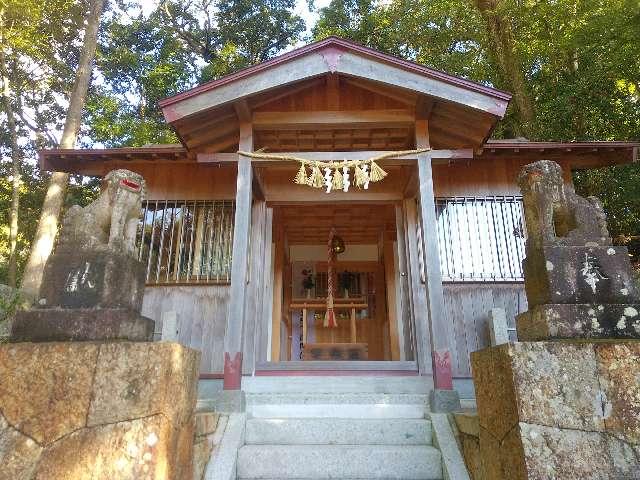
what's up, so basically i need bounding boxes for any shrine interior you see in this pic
[271,203,410,362]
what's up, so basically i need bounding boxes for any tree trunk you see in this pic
[0,47,21,287]
[474,0,537,138]
[20,0,106,298]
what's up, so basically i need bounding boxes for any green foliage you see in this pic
[0,160,100,284]
[0,286,25,325]
[314,0,640,247]
[2,0,639,282]
[86,0,306,147]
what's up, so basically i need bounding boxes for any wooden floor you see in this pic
[255,360,419,376]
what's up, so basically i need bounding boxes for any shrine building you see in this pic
[40,37,639,396]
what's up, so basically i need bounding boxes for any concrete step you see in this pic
[245,418,433,445]
[246,393,428,418]
[236,444,443,479]
[242,376,431,394]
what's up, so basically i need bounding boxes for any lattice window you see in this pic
[137,200,235,284]
[435,196,526,282]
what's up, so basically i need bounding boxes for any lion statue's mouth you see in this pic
[120,178,141,191]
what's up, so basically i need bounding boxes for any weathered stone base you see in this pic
[471,341,640,479]
[517,303,640,340]
[11,308,154,342]
[0,341,200,479]
[39,249,147,310]
[523,245,639,306]
[429,388,461,413]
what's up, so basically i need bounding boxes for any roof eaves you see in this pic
[158,36,512,112]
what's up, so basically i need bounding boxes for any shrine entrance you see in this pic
[265,202,417,369]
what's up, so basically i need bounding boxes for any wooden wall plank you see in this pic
[432,157,575,197]
[442,283,527,377]
[105,162,237,200]
[141,285,230,373]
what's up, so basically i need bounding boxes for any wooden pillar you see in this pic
[271,222,284,362]
[223,121,253,390]
[383,240,400,360]
[415,119,454,390]
[395,204,412,361]
[256,207,273,364]
[404,198,432,374]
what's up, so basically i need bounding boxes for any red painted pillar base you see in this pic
[223,352,243,390]
[433,349,453,390]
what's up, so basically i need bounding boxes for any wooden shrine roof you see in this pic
[157,37,512,151]
[40,141,639,174]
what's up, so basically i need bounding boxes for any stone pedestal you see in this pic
[12,250,154,342]
[39,250,147,310]
[471,341,640,479]
[523,245,638,307]
[0,341,200,480]
[517,244,640,342]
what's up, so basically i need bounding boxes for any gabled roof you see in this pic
[159,36,512,124]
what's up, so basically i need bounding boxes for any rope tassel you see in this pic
[308,164,324,188]
[354,164,366,188]
[332,167,344,191]
[294,163,308,185]
[369,161,387,182]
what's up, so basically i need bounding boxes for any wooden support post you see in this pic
[384,240,401,360]
[302,308,308,346]
[350,307,357,343]
[395,204,411,361]
[404,198,432,374]
[415,119,454,390]
[271,222,284,362]
[256,207,273,364]
[223,121,253,390]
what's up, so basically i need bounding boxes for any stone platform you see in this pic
[471,341,640,479]
[12,307,154,342]
[0,341,200,479]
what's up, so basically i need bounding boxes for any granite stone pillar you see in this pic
[472,161,640,479]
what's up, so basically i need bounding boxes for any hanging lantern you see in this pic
[331,235,345,254]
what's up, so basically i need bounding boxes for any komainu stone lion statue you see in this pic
[58,169,146,255]
[517,160,610,249]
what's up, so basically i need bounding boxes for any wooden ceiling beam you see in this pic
[198,149,472,164]
[252,109,415,131]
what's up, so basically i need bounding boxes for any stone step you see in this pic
[246,393,428,418]
[248,402,426,419]
[245,418,432,445]
[236,444,443,479]
[247,393,429,405]
[242,376,431,394]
